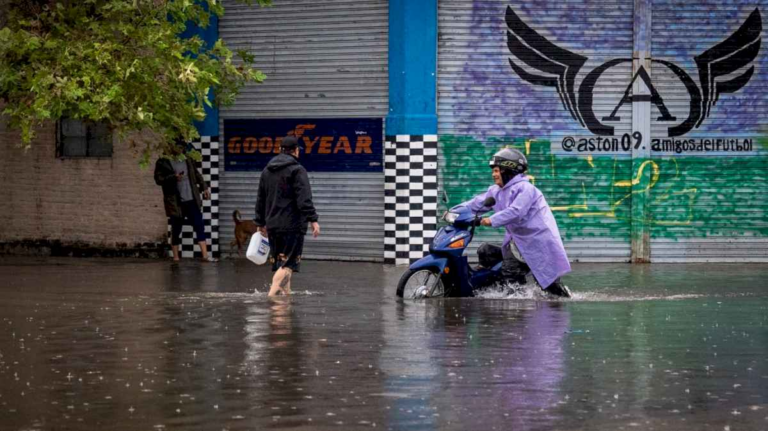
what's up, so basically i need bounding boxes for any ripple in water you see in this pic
[473,282,711,302]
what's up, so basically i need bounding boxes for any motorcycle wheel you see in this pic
[396,268,445,299]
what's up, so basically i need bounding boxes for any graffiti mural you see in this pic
[440,137,768,239]
[506,6,762,139]
[438,0,768,259]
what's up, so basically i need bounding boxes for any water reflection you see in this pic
[2,258,767,430]
[241,298,309,426]
[166,262,222,292]
[552,298,768,430]
[380,299,571,430]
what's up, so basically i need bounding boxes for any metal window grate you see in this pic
[57,118,113,158]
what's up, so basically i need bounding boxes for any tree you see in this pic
[0,0,270,165]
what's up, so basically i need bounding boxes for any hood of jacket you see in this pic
[266,153,299,172]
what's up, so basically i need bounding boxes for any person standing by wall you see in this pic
[154,138,216,262]
[254,136,320,296]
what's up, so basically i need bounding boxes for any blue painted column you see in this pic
[384,0,439,265]
[191,12,220,138]
[181,9,220,138]
[386,0,438,135]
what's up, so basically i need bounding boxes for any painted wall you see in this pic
[0,119,168,255]
[437,0,768,262]
[649,1,768,261]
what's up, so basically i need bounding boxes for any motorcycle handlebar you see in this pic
[469,217,482,238]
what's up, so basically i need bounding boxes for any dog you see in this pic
[231,210,261,255]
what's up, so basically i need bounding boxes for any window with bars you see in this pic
[57,118,113,158]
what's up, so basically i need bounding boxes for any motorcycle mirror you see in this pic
[483,197,496,207]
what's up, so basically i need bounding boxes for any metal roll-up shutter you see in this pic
[650,2,768,262]
[437,0,635,262]
[219,0,388,262]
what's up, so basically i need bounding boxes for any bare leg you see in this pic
[269,269,284,296]
[171,245,181,262]
[268,269,283,296]
[282,270,292,295]
[268,268,293,296]
[198,241,209,260]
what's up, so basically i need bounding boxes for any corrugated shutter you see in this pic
[650,1,768,262]
[219,172,385,261]
[437,0,635,262]
[220,0,388,118]
[219,0,388,261]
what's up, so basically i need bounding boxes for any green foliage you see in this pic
[0,0,272,165]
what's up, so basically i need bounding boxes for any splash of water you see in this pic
[473,281,549,300]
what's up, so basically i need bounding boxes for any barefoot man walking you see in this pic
[254,136,320,296]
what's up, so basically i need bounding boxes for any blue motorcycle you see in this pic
[396,197,502,299]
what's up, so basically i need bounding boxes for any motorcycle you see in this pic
[396,197,504,299]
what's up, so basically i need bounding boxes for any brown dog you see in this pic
[231,210,260,255]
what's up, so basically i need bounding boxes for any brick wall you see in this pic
[0,118,168,255]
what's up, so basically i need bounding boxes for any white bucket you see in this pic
[246,232,270,265]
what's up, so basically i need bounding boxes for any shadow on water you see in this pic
[0,257,766,430]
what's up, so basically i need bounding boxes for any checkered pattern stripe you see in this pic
[384,135,439,265]
[167,136,220,259]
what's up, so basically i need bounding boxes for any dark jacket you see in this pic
[154,158,207,218]
[254,153,318,233]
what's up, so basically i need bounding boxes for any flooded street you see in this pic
[1,257,767,430]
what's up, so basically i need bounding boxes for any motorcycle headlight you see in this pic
[443,211,459,224]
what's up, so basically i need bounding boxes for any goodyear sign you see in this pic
[224,118,383,172]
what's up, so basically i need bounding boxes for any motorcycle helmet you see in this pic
[489,148,528,185]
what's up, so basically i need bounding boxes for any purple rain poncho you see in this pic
[462,175,571,288]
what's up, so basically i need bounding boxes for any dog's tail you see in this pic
[233,210,242,224]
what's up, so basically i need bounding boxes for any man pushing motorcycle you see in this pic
[461,148,572,298]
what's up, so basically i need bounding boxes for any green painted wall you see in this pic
[649,154,768,238]
[439,136,768,245]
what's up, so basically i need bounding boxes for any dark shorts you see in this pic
[169,200,207,245]
[477,243,530,285]
[269,231,305,272]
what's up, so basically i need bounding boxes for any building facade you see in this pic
[0,121,169,256]
[3,0,767,264]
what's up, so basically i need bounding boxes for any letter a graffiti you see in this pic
[602,66,676,124]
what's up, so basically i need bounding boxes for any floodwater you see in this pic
[0,257,767,431]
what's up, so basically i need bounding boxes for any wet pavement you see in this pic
[0,256,767,431]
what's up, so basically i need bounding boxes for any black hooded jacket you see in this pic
[254,153,318,233]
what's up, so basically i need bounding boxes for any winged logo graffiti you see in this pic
[505,6,762,137]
